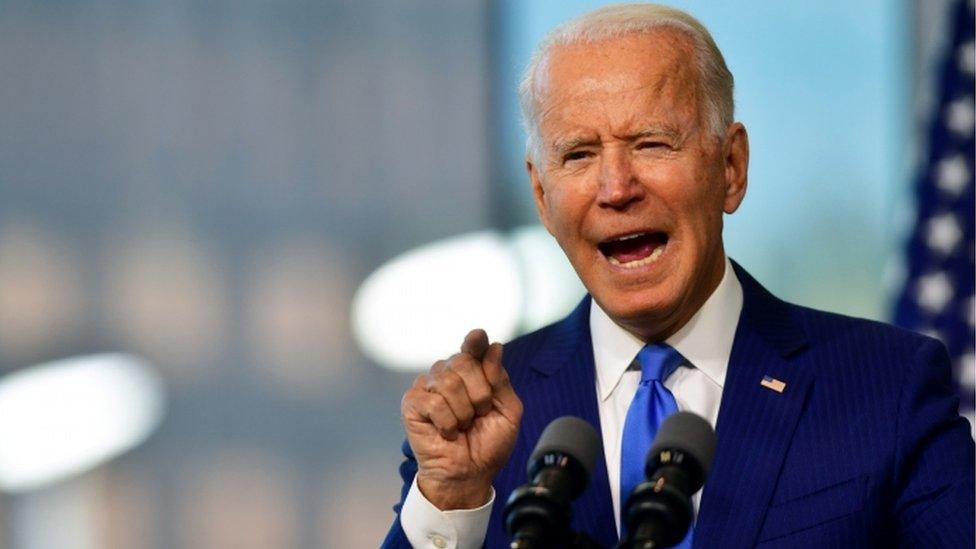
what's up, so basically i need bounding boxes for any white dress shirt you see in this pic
[400,257,743,548]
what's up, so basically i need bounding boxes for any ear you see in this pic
[527,156,554,235]
[721,122,749,214]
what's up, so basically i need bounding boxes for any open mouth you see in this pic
[598,232,668,268]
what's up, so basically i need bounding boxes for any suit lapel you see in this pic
[694,263,814,548]
[517,296,619,546]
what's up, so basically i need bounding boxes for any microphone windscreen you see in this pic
[529,416,602,479]
[648,411,716,475]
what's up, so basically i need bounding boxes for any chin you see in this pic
[592,284,684,338]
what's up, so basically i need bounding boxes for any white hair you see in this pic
[518,3,735,161]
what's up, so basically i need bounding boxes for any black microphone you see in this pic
[504,416,602,549]
[619,411,716,549]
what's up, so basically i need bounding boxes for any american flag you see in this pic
[894,0,975,420]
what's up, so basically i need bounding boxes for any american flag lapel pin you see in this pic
[760,375,787,393]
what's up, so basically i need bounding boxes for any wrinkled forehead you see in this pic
[534,29,701,115]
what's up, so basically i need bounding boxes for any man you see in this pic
[383,4,975,548]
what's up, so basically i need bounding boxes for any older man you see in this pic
[383,4,974,548]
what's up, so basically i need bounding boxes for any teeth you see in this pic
[607,244,665,268]
[613,233,647,242]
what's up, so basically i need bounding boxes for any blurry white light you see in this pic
[0,354,166,493]
[508,226,586,332]
[352,226,587,373]
[352,231,522,372]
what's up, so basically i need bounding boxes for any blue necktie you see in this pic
[620,343,692,547]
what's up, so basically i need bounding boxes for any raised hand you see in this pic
[401,329,523,510]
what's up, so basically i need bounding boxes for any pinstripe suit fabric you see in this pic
[382,262,975,548]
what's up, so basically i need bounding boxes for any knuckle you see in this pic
[441,372,464,391]
[421,392,443,411]
[401,386,423,407]
[424,376,442,393]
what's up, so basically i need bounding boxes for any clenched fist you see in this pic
[400,329,523,510]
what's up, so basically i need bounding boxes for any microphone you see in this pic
[504,416,602,549]
[619,411,716,549]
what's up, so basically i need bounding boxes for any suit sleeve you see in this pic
[893,337,975,547]
[380,440,417,548]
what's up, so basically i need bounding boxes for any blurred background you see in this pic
[0,0,971,547]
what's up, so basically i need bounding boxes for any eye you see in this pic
[636,141,669,151]
[563,150,592,163]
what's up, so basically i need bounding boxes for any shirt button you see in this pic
[430,534,447,548]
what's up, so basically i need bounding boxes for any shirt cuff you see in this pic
[399,476,494,549]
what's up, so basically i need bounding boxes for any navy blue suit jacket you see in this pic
[383,263,975,547]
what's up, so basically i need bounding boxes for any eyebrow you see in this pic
[631,125,681,140]
[550,135,600,156]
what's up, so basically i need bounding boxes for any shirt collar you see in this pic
[591,256,744,401]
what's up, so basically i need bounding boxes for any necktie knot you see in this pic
[635,343,684,383]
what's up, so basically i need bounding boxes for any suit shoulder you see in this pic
[789,301,933,348]
[734,260,940,359]
[783,301,946,377]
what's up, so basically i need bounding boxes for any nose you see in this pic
[596,148,643,209]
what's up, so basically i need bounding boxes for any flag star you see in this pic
[926,212,964,254]
[957,353,976,390]
[961,40,975,75]
[946,96,975,137]
[916,271,954,313]
[936,154,970,195]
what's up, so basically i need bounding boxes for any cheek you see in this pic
[659,174,726,234]
[543,186,588,234]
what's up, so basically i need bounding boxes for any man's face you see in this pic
[528,30,748,340]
